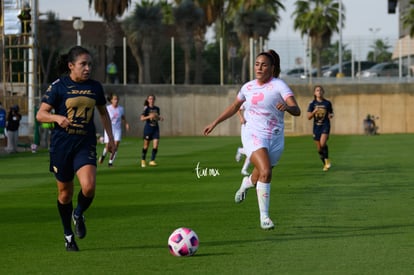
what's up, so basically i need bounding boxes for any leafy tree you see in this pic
[293,0,344,77]
[202,41,221,84]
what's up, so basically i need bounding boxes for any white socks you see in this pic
[242,158,250,171]
[256,181,271,220]
[240,175,255,191]
[109,151,117,163]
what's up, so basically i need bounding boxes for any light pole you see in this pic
[72,17,84,46]
[338,0,343,77]
[369,27,380,62]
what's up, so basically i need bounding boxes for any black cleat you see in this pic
[64,234,79,252]
[108,163,113,168]
[98,155,105,164]
[72,212,87,239]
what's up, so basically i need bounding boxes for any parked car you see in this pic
[323,61,377,77]
[356,62,409,77]
[280,67,305,78]
[300,65,331,78]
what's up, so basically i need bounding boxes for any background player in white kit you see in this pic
[99,93,129,167]
[235,102,251,176]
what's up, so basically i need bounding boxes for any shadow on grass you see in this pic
[82,244,231,257]
[199,223,414,246]
[77,222,414,254]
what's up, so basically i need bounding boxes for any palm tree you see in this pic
[174,0,224,83]
[293,0,344,77]
[402,0,414,37]
[192,0,224,84]
[39,11,61,86]
[122,16,143,84]
[88,0,131,65]
[367,39,392,63]
[232,0,284,82]
[320,40,351,67]
[160,0,175,25]
[173,0,204,84]
[122,1,163,84]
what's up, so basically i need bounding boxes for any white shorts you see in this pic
[241,128,284,167]
[104,128,122,143]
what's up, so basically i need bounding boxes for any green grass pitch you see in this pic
[1,134,413,274]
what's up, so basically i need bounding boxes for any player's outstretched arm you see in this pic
[203,99,243,136]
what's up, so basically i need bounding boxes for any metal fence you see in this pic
[266,35,400,74]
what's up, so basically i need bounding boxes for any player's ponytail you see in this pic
[267,50,281,78]
[56,54,70,76]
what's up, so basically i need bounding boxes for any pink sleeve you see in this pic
[279,81,294,101]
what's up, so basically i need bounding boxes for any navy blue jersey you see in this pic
[0,108,6,128]
[41,76,106,180]
[307,99,333,127]
[42,76,106,139]
[141,105,160,128]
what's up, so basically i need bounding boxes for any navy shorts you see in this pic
[313,125,330,141]
[49,136,97,182]
[143,125,160,140]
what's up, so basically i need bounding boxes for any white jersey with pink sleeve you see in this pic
[237,77,294,138]
[107,104,125,130]
[104,104,125,142]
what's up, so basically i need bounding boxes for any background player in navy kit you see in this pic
[140,94,163,167]
[36,46,115,251]
[307,85,334,171]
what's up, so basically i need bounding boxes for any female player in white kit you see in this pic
[99,93,129,167]
[235,102,252,176]
[204,50,301,230]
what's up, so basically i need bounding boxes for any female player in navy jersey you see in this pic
[140,94,163,167]
[307,85,334,171]
[36,46,115,251]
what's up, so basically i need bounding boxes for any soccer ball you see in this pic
[168,227,199,257]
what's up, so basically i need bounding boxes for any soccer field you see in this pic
[1,134,413,274]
